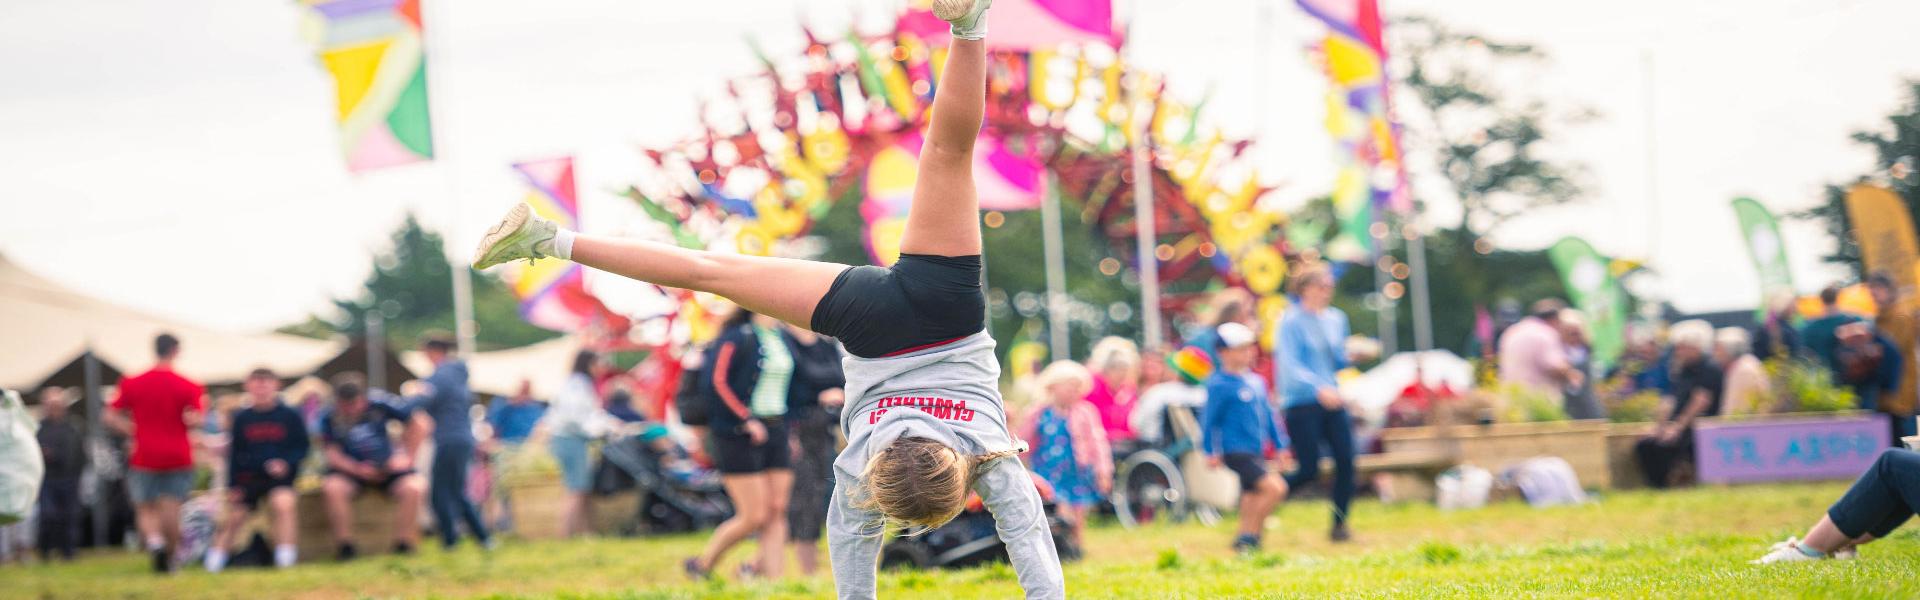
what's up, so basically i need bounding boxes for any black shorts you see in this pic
[810,254,985,358]
[712,418,792,475]
[230,472,296,511]
[327,469,416,495]
[1222,453,1269,492]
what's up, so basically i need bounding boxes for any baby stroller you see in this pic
[878,474,1081,570]
[591,428,732,535]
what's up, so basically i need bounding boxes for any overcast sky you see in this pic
[2,0,1914,333]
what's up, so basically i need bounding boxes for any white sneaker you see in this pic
[203,549,227,573]
[472,202,559,269]
[1750,537,1824,564]
[934,0,992,40]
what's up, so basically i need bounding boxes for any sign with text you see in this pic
[1694,414,1890,484]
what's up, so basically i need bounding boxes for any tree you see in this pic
[279,214,559,351]
[1394,15,1590,237]
[1801,81,1920,277]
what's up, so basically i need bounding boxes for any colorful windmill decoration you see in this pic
[625,3,1297,334]
[505,157,629,336]
[299,0,435,172]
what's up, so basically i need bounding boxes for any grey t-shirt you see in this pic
[828,332,1064,599]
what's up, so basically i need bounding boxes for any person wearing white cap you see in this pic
[1201,321,1291,553]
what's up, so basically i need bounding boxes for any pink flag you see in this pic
[898,0,1119,50]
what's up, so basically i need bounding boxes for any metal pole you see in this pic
[367,310,387,391]
[1041,174,1072,362]
[1128,0,1164,350]
[83,351,106,547]
[1374,221,1397,355]
[425,0,477,358]
[1408,222,1433,351]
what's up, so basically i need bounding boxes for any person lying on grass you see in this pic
[1752,447,1918,563]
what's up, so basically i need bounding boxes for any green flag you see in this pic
[1548,237,1627,372]
[1731,197,1795,305]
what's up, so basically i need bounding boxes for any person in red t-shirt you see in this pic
[105,333,205,573]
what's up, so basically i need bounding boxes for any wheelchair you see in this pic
[1109,403,1224,529]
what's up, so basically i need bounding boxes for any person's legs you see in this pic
[695,473,770,572]
[267,488,299,567]
[756,469,794,578]
[322,475,359,546]
[569,239,847,330]
[1326,408,1358,531]
[898,36,987,258]
[206,488,251,572]
[787,422,833,576]
[390,475,427,549]
[1282,405,1326,493]
[430,447,463,547]
[155,495,183,559]
[1813,449,1919,551]
[1634,437,1674,489]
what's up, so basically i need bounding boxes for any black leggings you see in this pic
[1283,404,1357,527]
[809,254,985,358]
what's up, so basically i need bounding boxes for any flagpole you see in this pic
[1129,0,1164,351]
[1408,220,1433,351]
[1041,173,1072,362]
[425,0,477,357]
[1373,218,1396,355]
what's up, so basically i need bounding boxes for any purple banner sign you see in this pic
[1694,414,1890,484]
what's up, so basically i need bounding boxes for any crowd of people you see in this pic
[1493,277,1919,489]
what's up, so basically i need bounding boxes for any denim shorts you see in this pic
[127,468,195,503]
[550,434,593,492]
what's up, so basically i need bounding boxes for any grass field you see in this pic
[9,482,1918,599]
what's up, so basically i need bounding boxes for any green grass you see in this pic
[9,482,1918,599]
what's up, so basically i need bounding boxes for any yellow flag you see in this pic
[1844,184,1920,309]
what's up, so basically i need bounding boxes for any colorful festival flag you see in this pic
[1295,0,1410,261]
[1730,197,1796,306]
[859,131,1048,266]
[1547,237,1627,372]
[299,0,435,172]
[898,0,1119,50]
[506,158,624,334]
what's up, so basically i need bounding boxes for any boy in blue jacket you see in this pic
[1201,322,1291,553]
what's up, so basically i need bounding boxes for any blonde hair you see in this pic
[1086,337,1140,375]
[856,437,1022,532]
[1036,360,1094,397]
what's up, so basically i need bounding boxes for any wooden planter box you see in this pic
[1379,420,1614,490]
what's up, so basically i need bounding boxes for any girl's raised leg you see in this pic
[898,31,988,257]
[471,201,845,330]
[569,236,844,328]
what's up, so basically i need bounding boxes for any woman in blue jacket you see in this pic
[1274,264,1358,542]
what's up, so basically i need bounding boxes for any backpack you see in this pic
[1834,327,1883,384]
[674,353,712,427]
